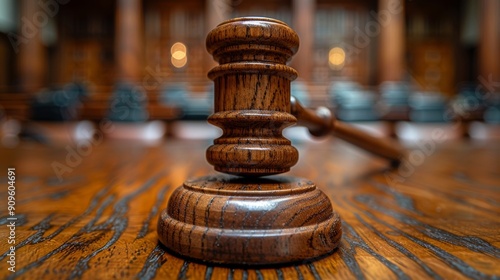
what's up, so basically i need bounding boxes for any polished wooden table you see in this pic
[0,137,499,279]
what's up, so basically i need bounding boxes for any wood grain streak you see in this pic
[0,140,498,279]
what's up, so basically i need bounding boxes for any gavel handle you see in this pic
[290,96,405,165]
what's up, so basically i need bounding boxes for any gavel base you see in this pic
[157,175,342,265]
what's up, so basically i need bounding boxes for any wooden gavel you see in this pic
[206,18,404,177]
[290,96,405,166]
[158,16,403,266]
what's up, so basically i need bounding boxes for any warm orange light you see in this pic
[171,42,186,55]
[171,56,187,68]
[328,47,346,70]
[172,50,186,60]
[170,42,187,68]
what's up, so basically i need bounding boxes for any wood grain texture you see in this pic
[158,175,341,265]
[206,17,300,176]
[158,17,341,265]
[0,139,499,279]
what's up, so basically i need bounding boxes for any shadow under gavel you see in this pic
[291,96,405,166]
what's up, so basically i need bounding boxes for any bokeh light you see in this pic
[171,42,187,68]
[328,47,346,70]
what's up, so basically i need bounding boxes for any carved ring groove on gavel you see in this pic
[158,17,405,265]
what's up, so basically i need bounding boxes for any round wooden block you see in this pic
[157,175,342,265]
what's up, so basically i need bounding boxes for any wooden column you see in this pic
[115,0,142,83]
[378,0,405,83]
[479,0,500,82]
[18,0,46,92]
[292,0,315,82]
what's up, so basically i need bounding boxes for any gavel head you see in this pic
[206,17,300,176]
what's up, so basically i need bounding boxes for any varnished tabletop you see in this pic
[0,137,499,279]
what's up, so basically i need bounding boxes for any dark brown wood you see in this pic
[157,17,342,265]
[290,96,406,164]
[205,17,301,176]
[205,0,231,74]
[292,0,315,82]
[0,93,33,121]
[158,175,341,265]
[17,0,46,93]
[1,139,499,278]
[479,0,500,81]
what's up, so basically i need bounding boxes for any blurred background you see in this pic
[0,0,499,146]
